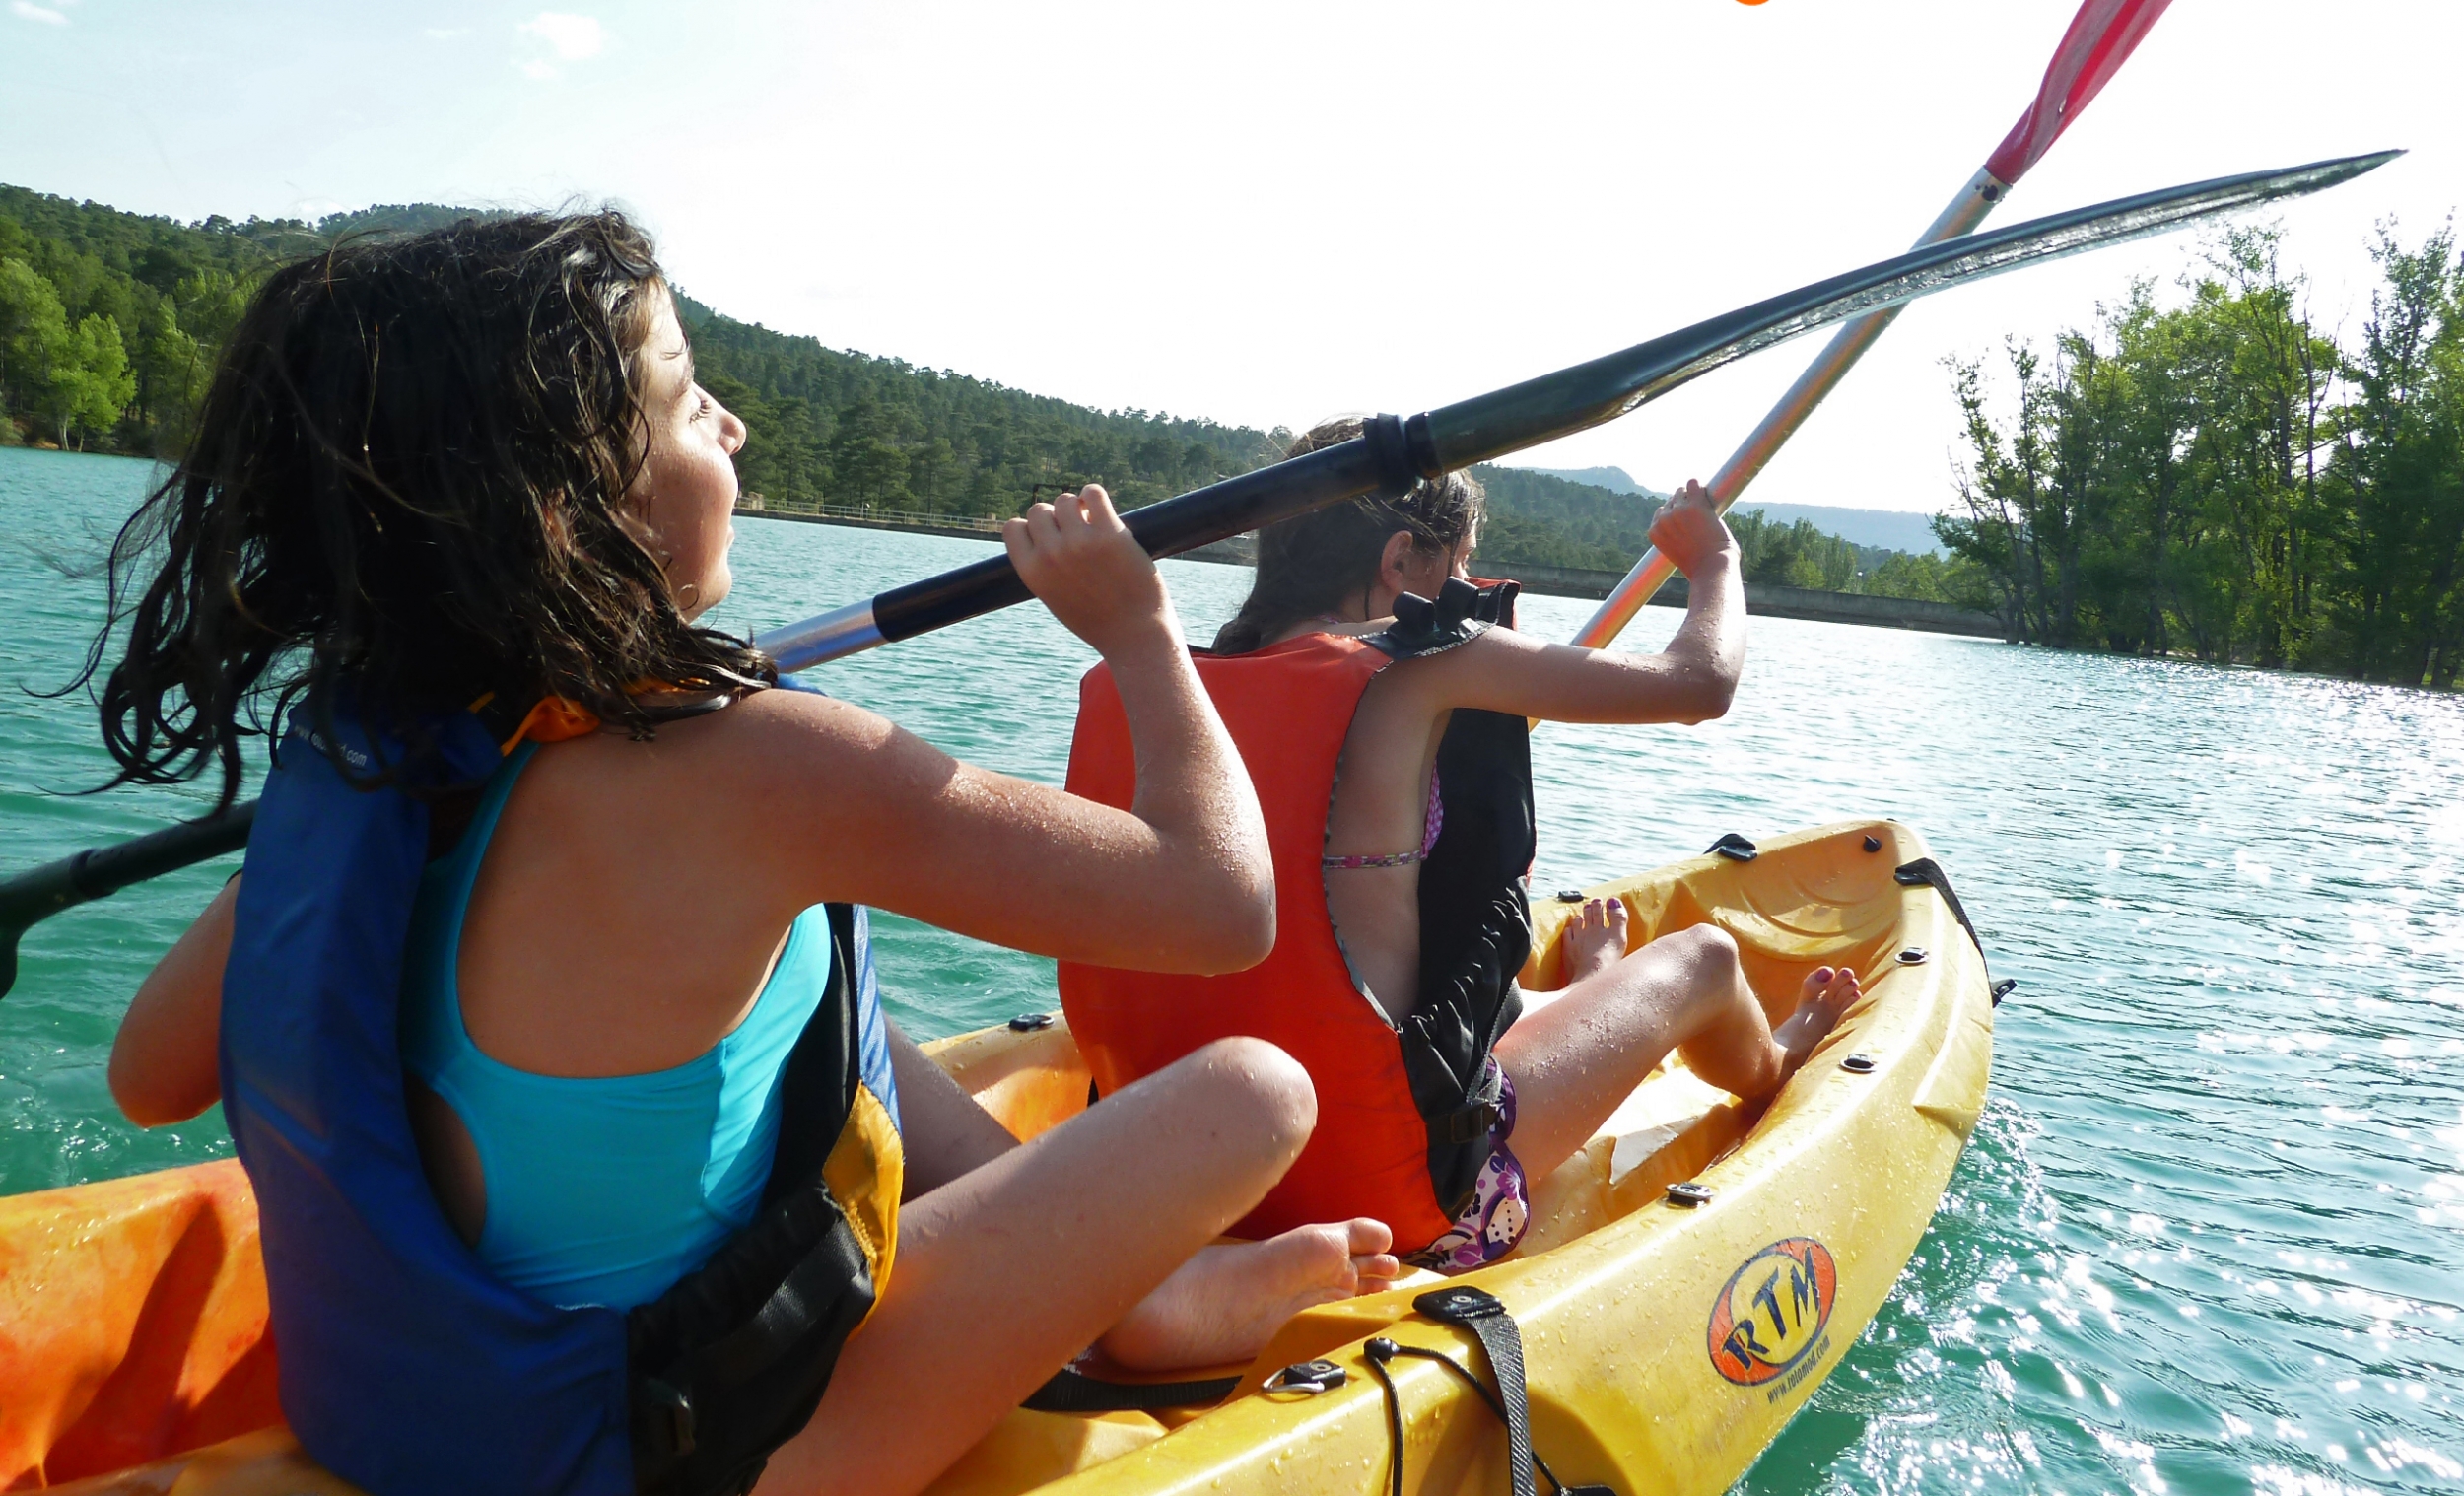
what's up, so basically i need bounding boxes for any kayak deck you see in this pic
[1,820,1993,1495]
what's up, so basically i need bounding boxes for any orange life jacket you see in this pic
[1058,579,1535,1248]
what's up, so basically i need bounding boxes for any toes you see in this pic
[1304,1224,1354,1274]
[1352,1253,1402,1287]
[1345,1217,1394,1256]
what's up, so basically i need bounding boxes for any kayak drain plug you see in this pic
[1897,947,1929,965]
[1007,1012,1055,1032]
[1841,1053,1877,1073]
[1863,835,1882,852]
[1666,1181,1714,1207]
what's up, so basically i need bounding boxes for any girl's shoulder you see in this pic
[673,685,917,791]
[519,686,906,829]
[1383,620,1540,683]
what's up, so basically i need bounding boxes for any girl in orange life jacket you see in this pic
[98,216,1395,1496]
[1061,419,1860,1273]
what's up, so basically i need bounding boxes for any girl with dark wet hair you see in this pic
[1062,419,1860,1275]
[97,214,1391,1496]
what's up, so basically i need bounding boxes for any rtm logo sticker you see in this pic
[1706,1238,1837,1391]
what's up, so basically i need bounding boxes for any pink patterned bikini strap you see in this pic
[1322,769,1444,870]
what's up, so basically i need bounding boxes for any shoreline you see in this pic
[733,506,2002,640]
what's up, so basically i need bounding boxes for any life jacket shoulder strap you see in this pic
[1370,578,1521,659]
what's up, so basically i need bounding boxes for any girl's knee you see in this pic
[1185,1037,1317,1156]
[1671,923,1741,975]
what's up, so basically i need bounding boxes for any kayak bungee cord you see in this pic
[1569,0,2178,652]
[0,146,2399,997]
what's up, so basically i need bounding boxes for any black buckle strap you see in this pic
[1360,1291,1607,1496]
[630,1196,875,1494]
[1389,577,1488,651]
[1442,1099,1501,1145]
[1415,1288,1537,1496]
[1892,858,2016,1006]
[1360,1286,1615,1496]
[1469,578,1521,627]
[1020,1365,1240,1415]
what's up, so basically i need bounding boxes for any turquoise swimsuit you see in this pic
[399,743,834,1311]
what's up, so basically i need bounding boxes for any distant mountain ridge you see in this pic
[1522,465,1667,501]
[1513,466,1944,555]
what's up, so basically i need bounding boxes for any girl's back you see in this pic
[397,737,837,1306]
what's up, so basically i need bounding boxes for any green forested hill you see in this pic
[0,184,1952,593]
[0,188,503,457]
[677,298,1282,516]
[0,185,280,453]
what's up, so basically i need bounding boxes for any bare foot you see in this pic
[1562,898,1630,985]
[1096,1218,1399,1372]
[1769,964,1861,1076]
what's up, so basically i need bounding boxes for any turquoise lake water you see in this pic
[2,446,2459,1494]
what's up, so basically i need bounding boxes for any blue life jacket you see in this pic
[221,697,902,1496]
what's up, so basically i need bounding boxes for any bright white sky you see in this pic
[3,1,2457,513]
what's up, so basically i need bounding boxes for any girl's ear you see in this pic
[1378,530,1418,591]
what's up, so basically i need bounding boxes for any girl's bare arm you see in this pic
[110,876,237,1124]
[728,488,1273,976]
[723,687,1270,976]
[1426,479,1746,724]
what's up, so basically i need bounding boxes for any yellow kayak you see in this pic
[0,820,1994,1495]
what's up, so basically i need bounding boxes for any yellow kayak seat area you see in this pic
[0,820,1994,1496]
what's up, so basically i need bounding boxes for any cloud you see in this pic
[11,2,69,25]
[519,12,604,61]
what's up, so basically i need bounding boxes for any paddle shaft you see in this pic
[759,434,1406,671]
[1568,170,2006,649]
[0,149,2397,993]
[0,804,254,996]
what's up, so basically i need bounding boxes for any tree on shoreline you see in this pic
[2331,227,2464,685]
[0,258,136,449]
[1939,223,2464,687]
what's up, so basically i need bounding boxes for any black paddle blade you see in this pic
[1426,150,2400,468]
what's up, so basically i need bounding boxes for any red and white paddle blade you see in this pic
[1984,0,2175,186]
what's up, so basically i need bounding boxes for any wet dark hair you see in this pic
[80,210,773,809]
[1210,418,1485,654]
